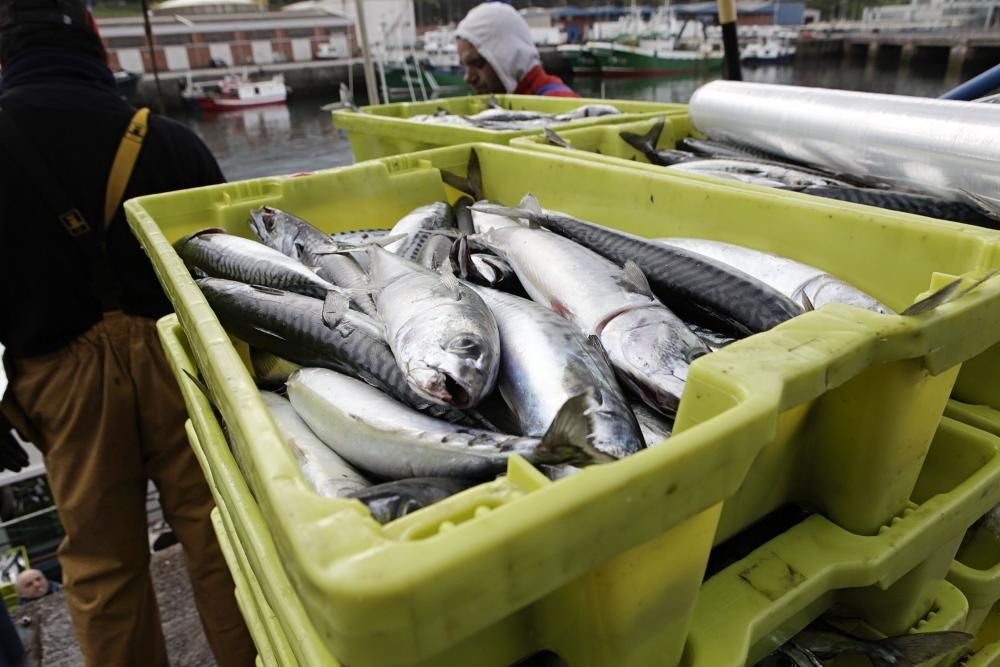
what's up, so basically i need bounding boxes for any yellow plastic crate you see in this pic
[210,509,276,667]
[966,641,1000,667]
[127,144,1000,667]
[158,317,335,666]
[511,118,1000,413]
[947,401,1000,440]
[826,581,969,667]
[949,519,1000,639]
[332,94,688,161]
[684,418,1000,667]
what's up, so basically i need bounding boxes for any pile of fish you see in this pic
[545,118,1000,228]
[407,95,622,131]
[755,617,971,666]
[175,159,949,524]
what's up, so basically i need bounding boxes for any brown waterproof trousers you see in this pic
[4,312,255,667]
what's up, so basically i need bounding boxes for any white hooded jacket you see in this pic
[455,3,540,93]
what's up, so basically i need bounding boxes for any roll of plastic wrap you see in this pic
[688,81,1000,209]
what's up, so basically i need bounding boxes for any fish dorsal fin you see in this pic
[487,95,501,109]
[587,334,615,371]
[620,260,653,296]
[901,277,966,316]
[469,201,539,228]
[544,127,571,148]
[800,289,815,312]
[537,390,614,465]
[322,291,350,329]
[905,269,1000,316]
[194,226,228,238]
[438,259,464,299]
[519,194,544,216]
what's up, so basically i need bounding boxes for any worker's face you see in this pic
[16,570,47,600]
[457,38,505,94]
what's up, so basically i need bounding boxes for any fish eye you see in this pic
[445,334,484,357]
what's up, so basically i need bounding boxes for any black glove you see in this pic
[0,413,30,473]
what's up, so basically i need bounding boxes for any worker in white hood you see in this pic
[456,2,576,97]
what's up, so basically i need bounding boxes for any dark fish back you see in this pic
[540,215,802,334]
[802,186,1000,228]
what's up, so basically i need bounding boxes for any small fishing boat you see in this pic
[183,72,289,112]
[557,43,602,77]
[588,39,723,77]
[740,28,797,65]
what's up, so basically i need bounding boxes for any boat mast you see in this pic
[353,0,381,104]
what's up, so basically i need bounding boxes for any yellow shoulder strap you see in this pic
[104,107,150,229]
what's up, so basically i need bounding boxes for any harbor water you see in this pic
[168,58,960,182]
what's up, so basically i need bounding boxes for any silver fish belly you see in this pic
[658,238,892,314]
[474,225,707,415]
[176,231,335,298]
[260,391,370,498]
[286,368,605,479]
[472,285,644,459]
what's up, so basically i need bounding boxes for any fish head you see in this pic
[248,207,304,258]
[799,276,894,315]
[600,308,709,417]
[402,329,499,409]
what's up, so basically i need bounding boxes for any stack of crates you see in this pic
[125,96,1000,666]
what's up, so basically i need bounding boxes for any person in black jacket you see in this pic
[0,1,255,664]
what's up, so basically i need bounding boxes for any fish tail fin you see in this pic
[870,631,972,667]
[441,150,483,201]
[454,196,475,235]
[449,235,473,279]
[339,82,361,112]
[544,127,571,149]
[619,117,665,156]
[467,148,484,201]
[537,390,614,466]
[902,270,999,316]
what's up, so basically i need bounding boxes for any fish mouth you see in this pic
[442,373,473,409]
[409,366,474,408]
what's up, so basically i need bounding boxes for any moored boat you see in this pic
[588,39,723,77]
[183,73,289,112]
[557,43,602,77]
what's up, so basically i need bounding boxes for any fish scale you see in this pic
[530,211,803,335]
[247,207,377,316]
[176,232,335,299]
[472,224,707,415]
[471,285,644,459]
[287,369,606,480]
[801,186,1000,228]
[197,278,487,426]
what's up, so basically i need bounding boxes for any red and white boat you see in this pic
[183,73,289,111]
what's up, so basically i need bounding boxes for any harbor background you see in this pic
[176,56,981,181]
